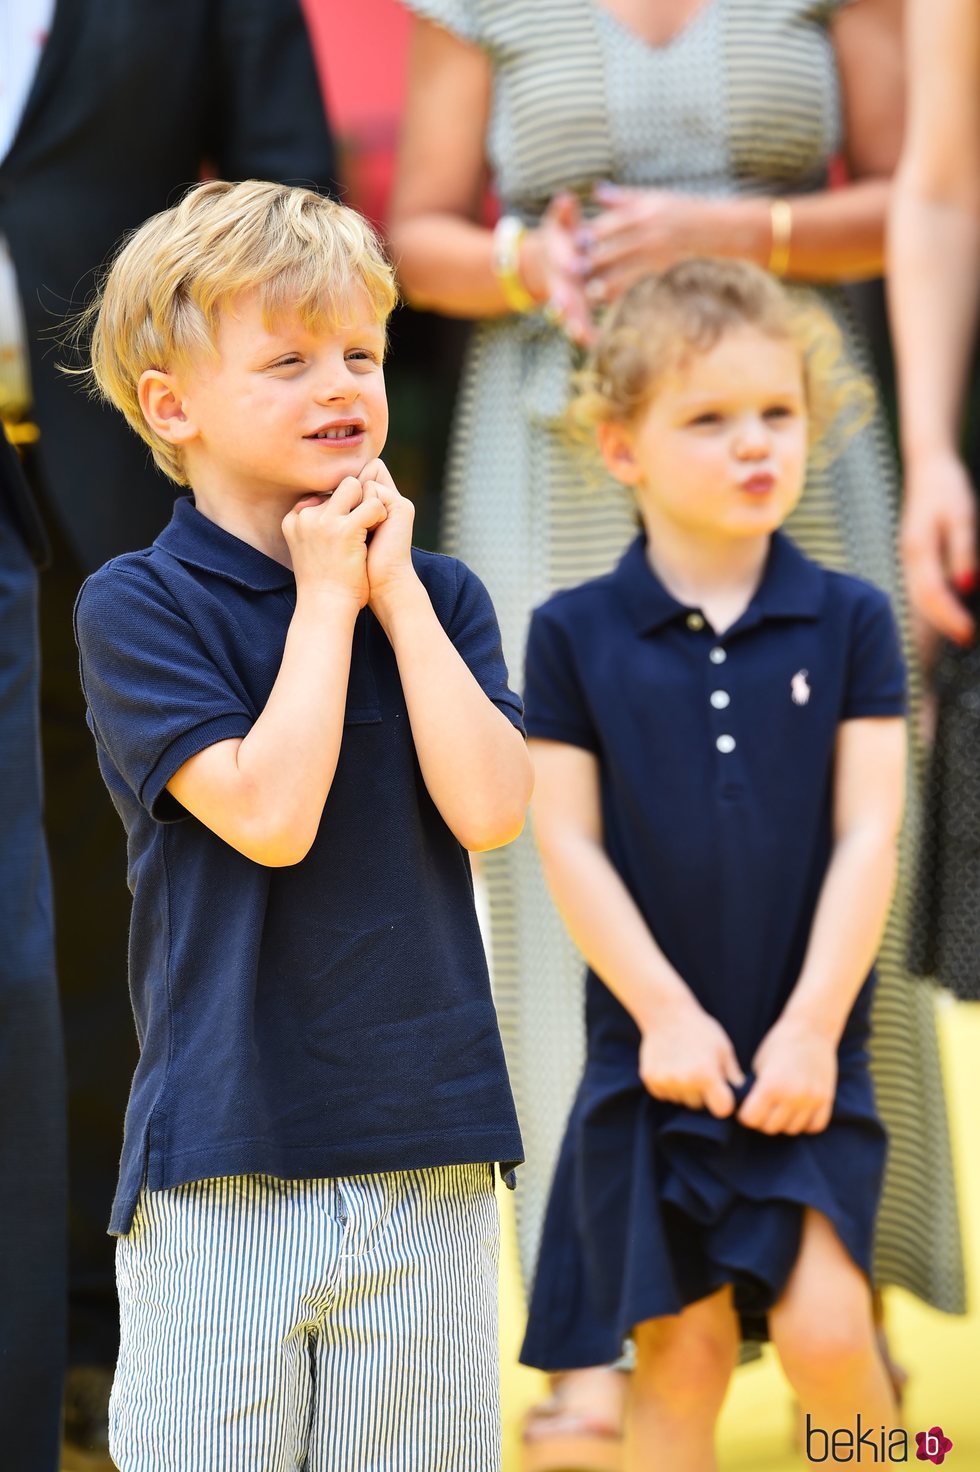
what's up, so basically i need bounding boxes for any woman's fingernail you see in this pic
[954,570,978,593]
[575,229,594,251]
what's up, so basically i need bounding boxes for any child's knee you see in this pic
[633,1305,737,1413]
[772,1296,878,1392]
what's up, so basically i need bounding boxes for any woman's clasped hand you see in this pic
[529,183,741,342]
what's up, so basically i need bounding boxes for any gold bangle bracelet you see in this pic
[492,215,537,314]
[769,199,792,277]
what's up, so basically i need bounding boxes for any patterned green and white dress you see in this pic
[402,0,965,1314]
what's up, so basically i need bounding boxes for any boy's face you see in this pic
[165,285,389,505]
[599,325,808,543]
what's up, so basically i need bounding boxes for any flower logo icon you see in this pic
[916,1426,954,1464]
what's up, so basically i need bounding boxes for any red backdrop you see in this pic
[301,0,411,226]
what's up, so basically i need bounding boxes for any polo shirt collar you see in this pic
[155,495,295,591]
[747,530,825,624]
[615,530,825,636]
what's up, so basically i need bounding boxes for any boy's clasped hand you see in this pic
[282,457,417,616]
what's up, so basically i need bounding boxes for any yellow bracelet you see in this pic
[492,216,537,314]
[769,199,793,277]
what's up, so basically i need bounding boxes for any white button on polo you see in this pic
[710,690,730,710]
[716,734,736,754]
[709,647,727,665]
[686,612,705,631]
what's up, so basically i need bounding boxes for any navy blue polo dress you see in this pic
[519,532,905,1370]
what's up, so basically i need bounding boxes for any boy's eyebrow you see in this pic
[245,320,386,366]
[259,315,386,342]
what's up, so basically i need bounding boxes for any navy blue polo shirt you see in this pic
[74,496,524,1234]
[524,531,906,1068]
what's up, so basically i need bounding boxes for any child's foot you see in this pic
[522,1368,626,1472]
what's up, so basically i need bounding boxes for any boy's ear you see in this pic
[596,419,642,487]
[138,369,197,444]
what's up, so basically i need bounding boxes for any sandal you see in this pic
[521,1399,624,1472]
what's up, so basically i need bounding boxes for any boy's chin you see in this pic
[314,456,376,494]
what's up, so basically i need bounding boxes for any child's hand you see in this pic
[737,1016,837,1135]
[639,1002,745,1119]
[359,459,419,613]
[282,477,387,609]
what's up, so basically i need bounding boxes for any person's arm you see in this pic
[387,18,590,335]
[581,0,903,295]
[166,480,387,867]
[888,0,980,643]
[738,715,906,1136]
[363,462,531,851]
[530,738,744,1118]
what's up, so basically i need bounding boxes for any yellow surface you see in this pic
[499,996,980,1470]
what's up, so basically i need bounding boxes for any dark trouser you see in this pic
[0,477,67,1472]
[31,461,137,1369]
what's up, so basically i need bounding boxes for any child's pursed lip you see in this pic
[738,471,776,494]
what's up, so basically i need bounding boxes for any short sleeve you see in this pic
[445,562,525,734]
[523,604,599,753]
[842,587,907,720]
[399,0,484,46]
[74,567,254,822]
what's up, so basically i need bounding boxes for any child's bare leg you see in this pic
[770,1209,896,1437]
[628,1286,739,1472]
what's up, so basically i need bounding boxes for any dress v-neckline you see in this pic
[589,0,717,55]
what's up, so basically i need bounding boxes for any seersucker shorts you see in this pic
[109,1163,501,1471]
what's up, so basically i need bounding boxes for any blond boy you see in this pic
[73,180,530,1471]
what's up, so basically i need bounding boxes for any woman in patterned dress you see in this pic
[389,3,964,1465]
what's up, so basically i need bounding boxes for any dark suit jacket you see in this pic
[0,425,65,1472]
[0,433,49,568]
[0,0,336,571]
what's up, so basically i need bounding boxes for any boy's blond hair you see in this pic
[81,179,398,484]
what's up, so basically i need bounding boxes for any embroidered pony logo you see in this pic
[791,669,811,706]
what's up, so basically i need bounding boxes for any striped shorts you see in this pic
[109,1164,501,1472]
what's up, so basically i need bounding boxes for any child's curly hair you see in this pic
[567,258,872,467]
